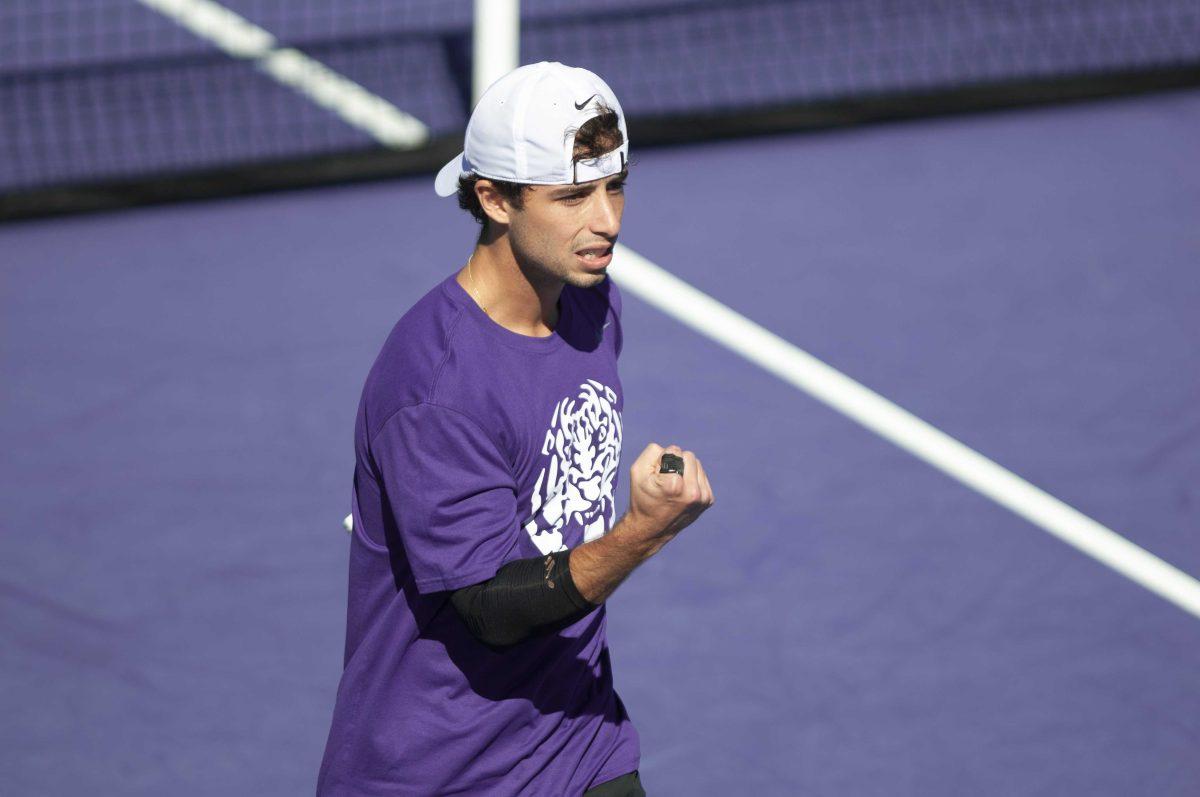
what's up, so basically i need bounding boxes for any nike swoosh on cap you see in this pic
[574,93,600,110]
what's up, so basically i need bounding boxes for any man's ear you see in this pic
[475,179,514,227]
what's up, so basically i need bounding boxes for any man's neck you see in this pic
[458,237,563,337]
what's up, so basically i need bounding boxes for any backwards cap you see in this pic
[434,61,629,197]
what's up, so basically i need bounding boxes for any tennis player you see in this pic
[317,61,714,796]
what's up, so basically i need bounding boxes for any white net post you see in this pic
[473,0,521,106]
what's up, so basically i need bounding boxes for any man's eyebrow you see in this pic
[551,183,596,198]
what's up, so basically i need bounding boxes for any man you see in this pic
[318,62,714,796]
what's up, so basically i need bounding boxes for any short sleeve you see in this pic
[371,402,521,593]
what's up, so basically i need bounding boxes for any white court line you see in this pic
[135,0,429,148]
[609,244,1200,620]
[140,0,1200,620]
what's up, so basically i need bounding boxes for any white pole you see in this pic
[473,0,521,107]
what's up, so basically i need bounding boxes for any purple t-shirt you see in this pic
[317,271,639,796]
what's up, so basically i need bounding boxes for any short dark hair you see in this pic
[456,103,626,228]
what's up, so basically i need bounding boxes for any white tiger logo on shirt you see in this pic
[523,379,622,555]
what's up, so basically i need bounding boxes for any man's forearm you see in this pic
[569,512,664,605]
[449,513,660,648]
[450,549,594,649]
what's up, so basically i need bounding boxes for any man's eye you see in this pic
[609,182,626,192]
[560,193,586,202]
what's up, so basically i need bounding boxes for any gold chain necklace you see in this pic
[466,252,489,318]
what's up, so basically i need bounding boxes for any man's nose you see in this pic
[589,191,620,236]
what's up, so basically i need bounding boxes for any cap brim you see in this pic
[434,152,467,197]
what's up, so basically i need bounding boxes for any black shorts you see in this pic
[583,769,645,797]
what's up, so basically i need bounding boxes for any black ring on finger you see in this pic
[659,453,684,475]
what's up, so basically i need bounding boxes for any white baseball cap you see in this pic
[434,61,629,197]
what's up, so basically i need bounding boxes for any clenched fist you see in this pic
[623,442,715,551]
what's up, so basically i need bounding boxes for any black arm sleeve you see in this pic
[450,549,597,650]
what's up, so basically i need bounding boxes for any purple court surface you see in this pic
[3,88,1199,795]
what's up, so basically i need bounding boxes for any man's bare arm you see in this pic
[569,512,664,605]
[450,511,662,650]
[450,443,715,648]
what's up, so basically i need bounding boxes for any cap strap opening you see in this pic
[572,145,628,185]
